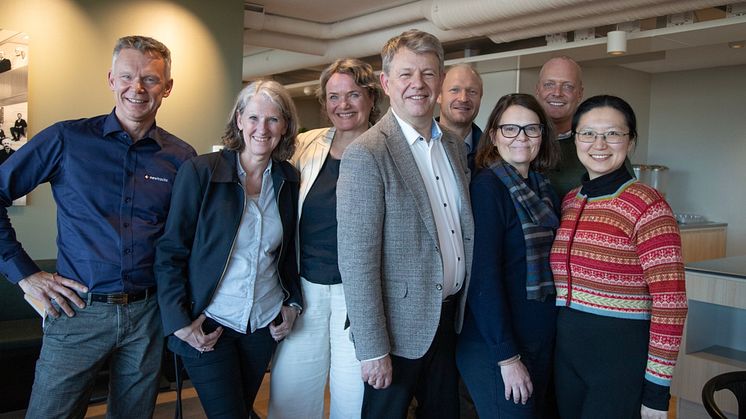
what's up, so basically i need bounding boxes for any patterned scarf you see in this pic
[491,161,559,301]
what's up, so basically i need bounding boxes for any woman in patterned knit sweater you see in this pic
[549,95,687,419]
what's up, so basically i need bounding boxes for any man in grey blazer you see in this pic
[337,29,474,419]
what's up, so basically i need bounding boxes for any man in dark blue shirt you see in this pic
[0,35,196,418]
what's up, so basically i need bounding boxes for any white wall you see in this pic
[473,69,519,130]
[649,65,746,256]
[519,64,652,164]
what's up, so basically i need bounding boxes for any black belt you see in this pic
[81,286,156,305]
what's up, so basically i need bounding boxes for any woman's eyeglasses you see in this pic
[575,130,629,144]
[498,124,544,139]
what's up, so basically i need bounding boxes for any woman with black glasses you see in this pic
[457,93,560,418]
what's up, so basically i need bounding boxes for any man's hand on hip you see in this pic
[19,271,88,318]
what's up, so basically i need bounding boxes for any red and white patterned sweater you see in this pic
[550,179,688,387]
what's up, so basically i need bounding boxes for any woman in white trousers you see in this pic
[268,58,382,419]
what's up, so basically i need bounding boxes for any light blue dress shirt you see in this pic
[205,157,284,333]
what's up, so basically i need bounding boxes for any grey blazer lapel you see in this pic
[381,112,440,246]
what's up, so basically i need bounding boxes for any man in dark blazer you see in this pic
[337,29,474,419]
[437,63,484,173]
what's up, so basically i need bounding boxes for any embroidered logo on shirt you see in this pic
[144,174,169,183]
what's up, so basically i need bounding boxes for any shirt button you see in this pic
[126,171,133,177]
[436,176,440,180]
[123,223,130,228]
[124,197,132,203]
[436,284,443,290]
[443,203,447,207]
[124,248,132,255]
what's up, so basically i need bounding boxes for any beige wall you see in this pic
[1,0,244,259]
[295,95,324,132]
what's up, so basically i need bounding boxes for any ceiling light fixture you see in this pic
[607,30,627,56]
[728,41,745,49]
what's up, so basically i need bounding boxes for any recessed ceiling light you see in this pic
[728,41,745,49]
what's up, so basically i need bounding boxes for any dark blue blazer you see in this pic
[436,118,482,174]
[467,123,483,173]
[460,168,557,362]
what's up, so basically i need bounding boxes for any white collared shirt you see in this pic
[391,110,466,299]
[204,158,284,333]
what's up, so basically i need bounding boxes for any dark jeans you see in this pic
[181,318,277,419]
[361,300,459,419]
[457,333,555,418]
[555,308,649,419]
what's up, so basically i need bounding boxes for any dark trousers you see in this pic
[554,308,649,419]
[361,300,459,419]
[181,318,277,419]
[10,126,24,140]
[457,333,555,418]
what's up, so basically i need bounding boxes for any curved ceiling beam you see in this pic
[244,2,425,40]
[244,30,328,56]
[243,19,469,79]
[423,0,596,30]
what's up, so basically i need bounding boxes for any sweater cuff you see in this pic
[642,379,670,411]
[493,340,518,363]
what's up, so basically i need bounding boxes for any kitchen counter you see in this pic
[678,223,727,264]
[677,221,727,230]
[686,254,746,279]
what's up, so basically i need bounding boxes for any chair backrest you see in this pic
[702,371,746,419]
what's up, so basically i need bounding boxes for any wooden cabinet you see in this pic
[671,263,746,418]
[679,224,727,263]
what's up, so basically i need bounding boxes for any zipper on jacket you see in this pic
[564,196,587,306]
[206,181,246,306]
[274,178,291,302]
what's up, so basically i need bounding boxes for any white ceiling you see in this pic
[243,1,746,86]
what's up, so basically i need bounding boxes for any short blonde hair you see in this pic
[381,29,444,76]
